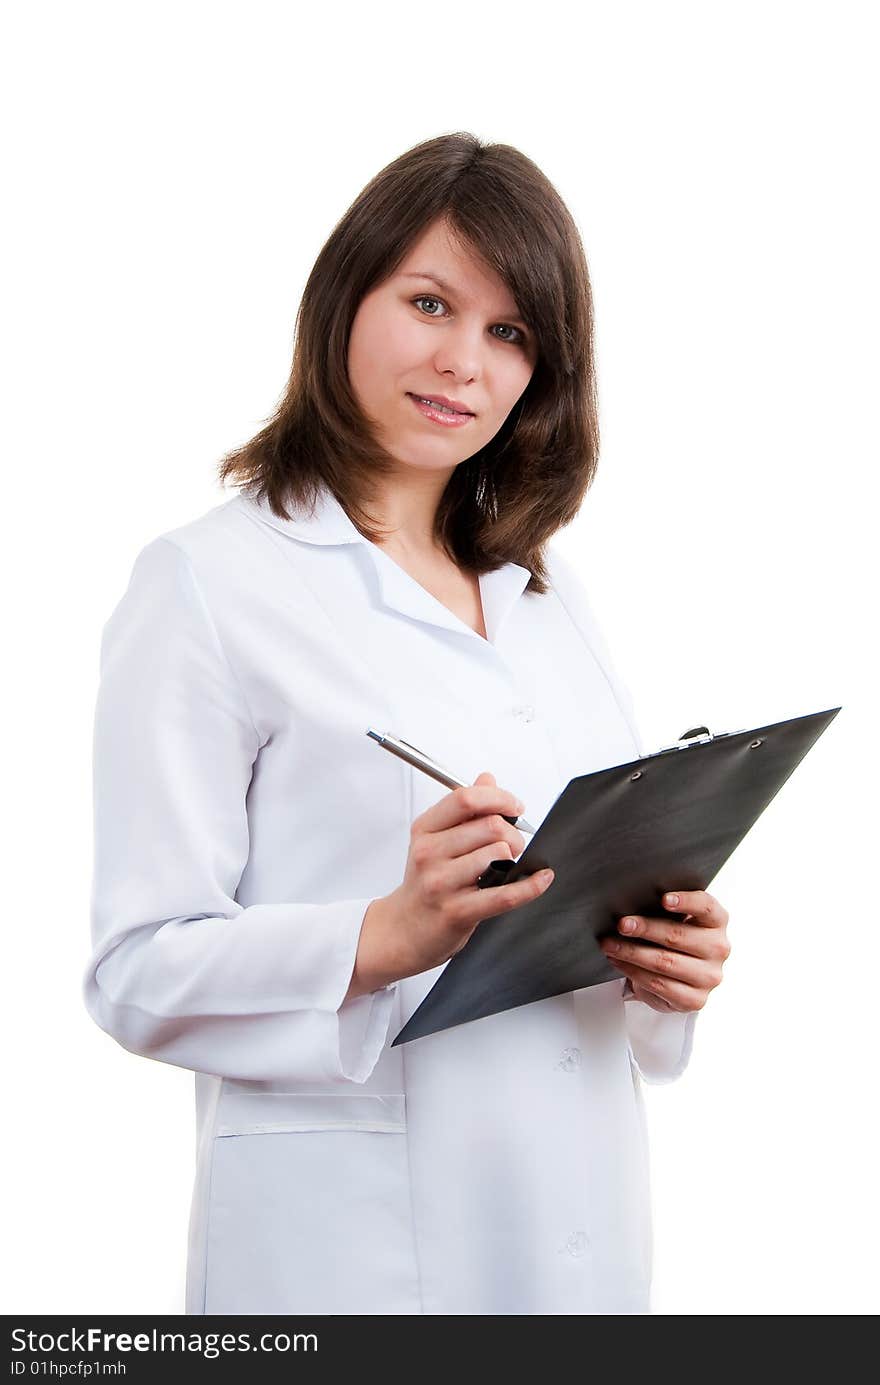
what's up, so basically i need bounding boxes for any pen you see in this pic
[365,728,536,835]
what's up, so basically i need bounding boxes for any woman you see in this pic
[83,131,731,1315]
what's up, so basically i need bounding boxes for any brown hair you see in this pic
[217,131,600,595]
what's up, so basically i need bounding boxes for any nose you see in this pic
[433,322,486,384]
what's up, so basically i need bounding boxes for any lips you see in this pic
[407,394,475,427]
[407,393,474,416]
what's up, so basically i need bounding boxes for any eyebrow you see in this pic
[400,271,528,327]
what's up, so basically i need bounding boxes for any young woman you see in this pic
[83,131,731,1315]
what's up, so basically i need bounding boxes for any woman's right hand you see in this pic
[345,772,555,999]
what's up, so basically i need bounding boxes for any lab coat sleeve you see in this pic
[82,536,397,1085]
[622,980,697,1085]
[546,545,698,1085]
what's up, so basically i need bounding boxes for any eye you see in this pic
[411,296,528,347]
[412,294,447,318]
[492,323,527,346]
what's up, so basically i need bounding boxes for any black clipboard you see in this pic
[391,705,841,1047]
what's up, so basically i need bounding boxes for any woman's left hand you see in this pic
[600,889,731,1014]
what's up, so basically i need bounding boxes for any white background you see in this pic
[3,1,875,1315]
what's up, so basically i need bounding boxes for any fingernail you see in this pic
[620,917,638,933]
[665,893,679,907]
[539,870,554,884]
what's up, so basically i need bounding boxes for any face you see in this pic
[346,218,537,476]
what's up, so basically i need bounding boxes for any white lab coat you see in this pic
[83,484,697,1316]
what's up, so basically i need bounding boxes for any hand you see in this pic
[599,889,731,1014]
[346,771,555,999]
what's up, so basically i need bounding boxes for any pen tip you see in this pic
[366,728,383,742]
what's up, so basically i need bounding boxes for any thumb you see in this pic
[472,771,497,787]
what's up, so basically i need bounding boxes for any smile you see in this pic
[407,394,475,427]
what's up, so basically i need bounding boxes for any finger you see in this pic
[622,973,677,1013]
[662,890,729,928]
[443,837,521,893]
[441,814,526,862]
[452,857,555,925]
[614,913,722,961]
[600,934,720,989]
[418,780,524,835]
[607,956,707,1011]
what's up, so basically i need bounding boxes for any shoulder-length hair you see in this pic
[217,131,600,595]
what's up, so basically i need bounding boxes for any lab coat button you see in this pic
[565,1231,589,1258]
[556,1047,581,1072]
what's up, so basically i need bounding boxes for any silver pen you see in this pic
[365,728,535,835]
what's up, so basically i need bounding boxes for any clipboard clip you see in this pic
[643,725,745,757]
[679,725,713,743]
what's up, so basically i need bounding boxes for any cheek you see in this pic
[496,358,534,414]
[350,312,425,393]
[381,317,428,373]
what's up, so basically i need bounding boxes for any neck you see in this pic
[363,473,452,558]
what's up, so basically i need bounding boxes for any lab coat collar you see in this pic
[239,485,368,547]
[237,486,532,644]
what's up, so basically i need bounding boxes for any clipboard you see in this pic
[391,704,841,1047]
